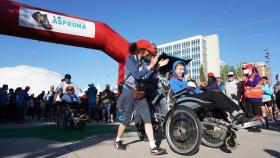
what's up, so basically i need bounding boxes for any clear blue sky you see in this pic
[1,0,280,89]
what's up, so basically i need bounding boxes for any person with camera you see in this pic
[114,40,169,155]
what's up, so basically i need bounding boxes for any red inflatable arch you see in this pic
[0,0,130,83]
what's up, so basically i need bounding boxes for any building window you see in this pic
[197,46,200,52]
[192,52,200,60]
[158,48,164,53]
[191,60,200,68]
[166,52,172,56]
[191,46,200,53]
[196,39,200,46]
[173,50,181,57]
[182,41,190,48]
[165,45,172,53]
[182,48,190,56]
[191,39,200,47]
[173,43,181,50]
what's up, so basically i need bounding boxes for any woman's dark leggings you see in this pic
[246,102,261,117]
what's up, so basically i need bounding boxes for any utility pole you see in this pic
[264,49,271,84]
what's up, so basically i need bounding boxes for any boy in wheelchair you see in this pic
[169,61,249,124]
[61,86,81,105]
[60,86,88,123]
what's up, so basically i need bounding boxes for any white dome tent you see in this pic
[0,65,62,96]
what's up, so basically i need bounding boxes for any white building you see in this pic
[157,34,220,81]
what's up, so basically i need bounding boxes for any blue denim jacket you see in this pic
[124,55,154,89]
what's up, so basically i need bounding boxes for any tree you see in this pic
[236,64,243,80]
[229,66,237,76]
[220,65,230,83]
[200,64,206,82]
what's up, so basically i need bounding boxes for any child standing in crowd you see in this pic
[261,76,273,128]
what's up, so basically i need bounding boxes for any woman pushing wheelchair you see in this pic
[114,40,169,155]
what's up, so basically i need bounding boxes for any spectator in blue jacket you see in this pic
[261,76,273,128]
[87,83,98,122]
[18,86,30,120]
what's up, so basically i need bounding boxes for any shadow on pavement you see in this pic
[28,134,116,158]
[261,120,280,132]
[0,123,137,158]
[0,133,116,158]
[264,149,280,158]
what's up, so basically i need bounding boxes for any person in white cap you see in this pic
[224,72,240,104]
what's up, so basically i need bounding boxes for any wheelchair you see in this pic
[164,88,263,155]
[131,53,262,155]
[56,102,90,130]
[134,79,262,156]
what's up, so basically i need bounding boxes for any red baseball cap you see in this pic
[242,64,254,69]
[208,72,215,77]
[136,40,156,53]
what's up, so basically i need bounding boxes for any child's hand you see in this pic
[158,58,169,67]
[184,74,190,81]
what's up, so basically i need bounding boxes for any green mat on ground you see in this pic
[0,124,127,143]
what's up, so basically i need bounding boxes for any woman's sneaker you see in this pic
[113,140,126,150]
[150,147,166,155]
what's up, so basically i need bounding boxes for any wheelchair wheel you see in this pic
[57,109,68,130]
[225,133,239,150]
[80,122,86,129]
[201,118,228,148]
[165,106,202,155]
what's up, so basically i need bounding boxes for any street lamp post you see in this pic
[264,49,271,84]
